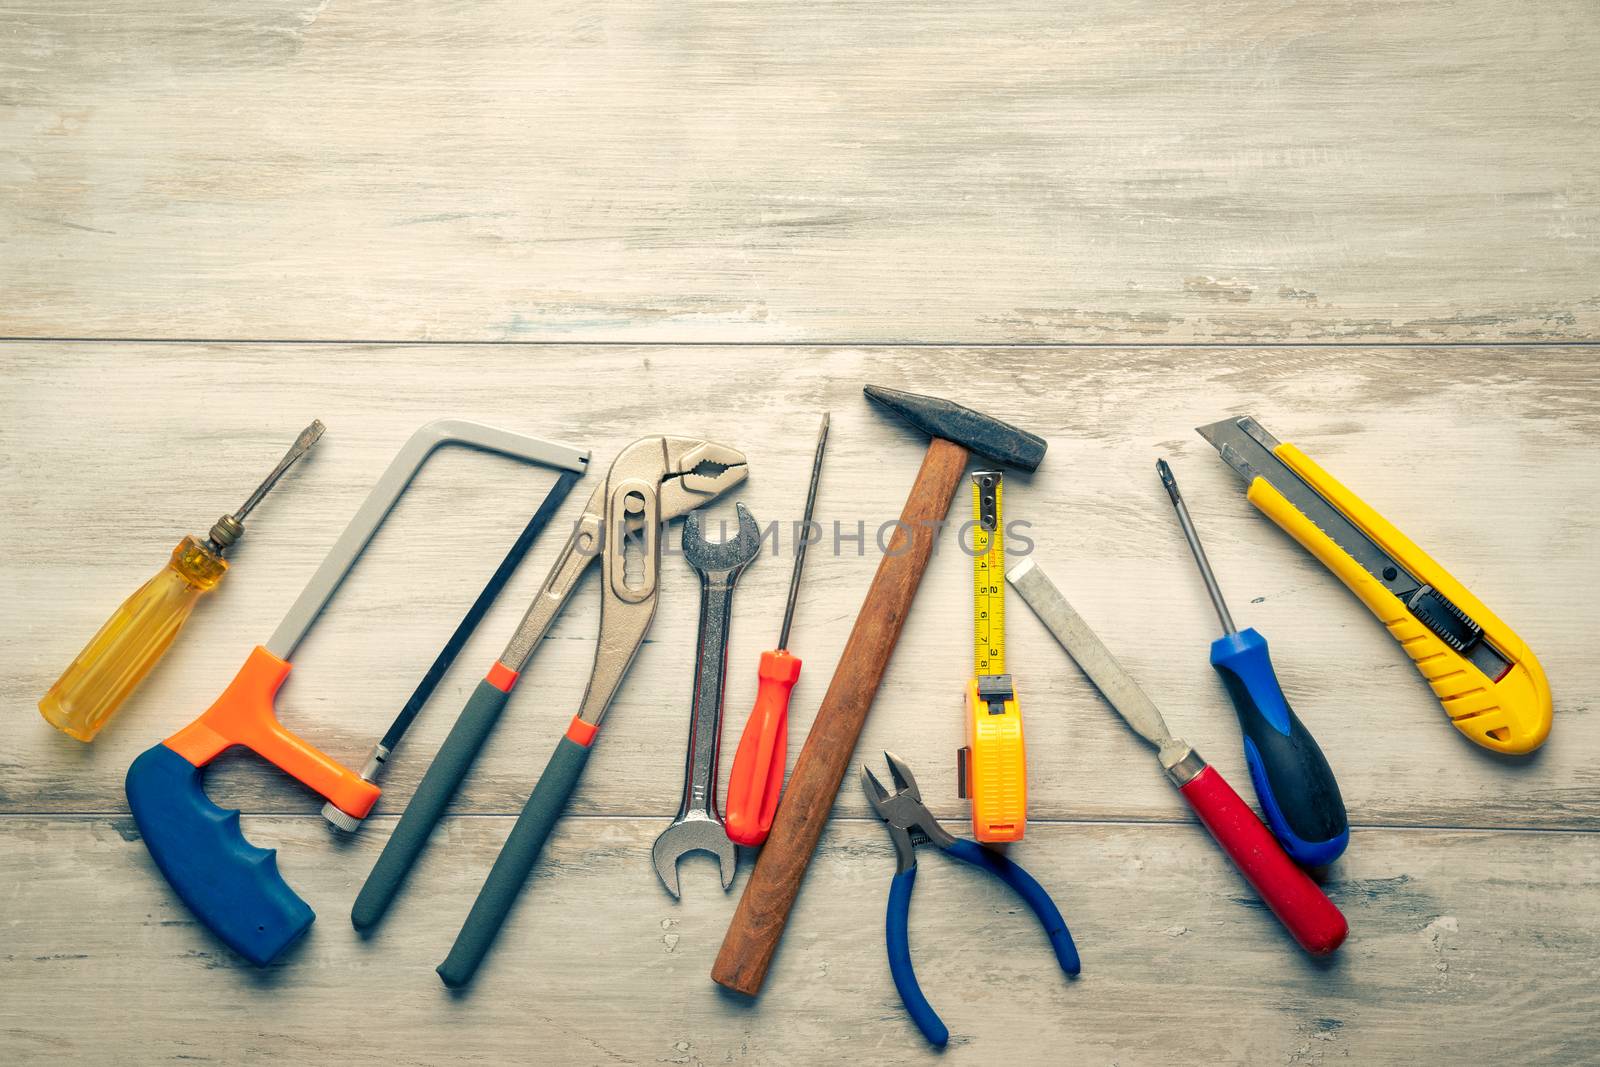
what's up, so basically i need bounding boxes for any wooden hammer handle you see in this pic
[712,437,970,996]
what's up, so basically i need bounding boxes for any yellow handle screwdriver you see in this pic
[39,420,325,741]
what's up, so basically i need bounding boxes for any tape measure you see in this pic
[959,470,1027,842]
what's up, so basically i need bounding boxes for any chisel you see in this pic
[1008,558,1347,955]
[1157,459,1348,867]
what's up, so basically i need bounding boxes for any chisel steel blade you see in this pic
[1007,559,1173,748]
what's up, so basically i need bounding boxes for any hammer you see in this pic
[712,385,1046,996]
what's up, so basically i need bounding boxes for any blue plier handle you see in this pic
[864,752,1080,1047]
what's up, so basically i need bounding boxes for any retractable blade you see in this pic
[1197,415,1550,754]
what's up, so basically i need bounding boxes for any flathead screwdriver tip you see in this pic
[227,419,328,532]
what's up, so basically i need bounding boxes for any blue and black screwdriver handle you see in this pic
[1157,459,1349,867]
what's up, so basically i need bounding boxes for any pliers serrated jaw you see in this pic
[656,438,749,517]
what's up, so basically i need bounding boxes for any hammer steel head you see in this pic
[863,385,1047,471]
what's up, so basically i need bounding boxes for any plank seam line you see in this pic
[3,337,1600,349]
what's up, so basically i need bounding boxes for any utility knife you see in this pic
[1197,415,1551,754]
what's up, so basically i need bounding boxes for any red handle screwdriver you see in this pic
[725,414,830,847]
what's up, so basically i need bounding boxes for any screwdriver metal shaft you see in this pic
[228,421,326,528]
[778,413,829,650]
[204,420,325,551]
[1157,458,1235,634]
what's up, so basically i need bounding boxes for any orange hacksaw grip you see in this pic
[124,420,591,966]
[164,646,379,817]
[1249,445,1550,753]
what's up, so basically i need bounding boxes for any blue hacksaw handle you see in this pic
[125,743,314,966]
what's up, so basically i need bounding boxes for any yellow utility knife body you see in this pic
[958,471,1027,840]
[1198,416,1551,754]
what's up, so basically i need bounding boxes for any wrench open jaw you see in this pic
[653,504,762,899]
[653,815,737,899]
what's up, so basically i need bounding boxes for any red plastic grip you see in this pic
[725,650,801,847]
[1177,764,1348,955]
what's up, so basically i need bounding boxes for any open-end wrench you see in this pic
[652,503,762,899]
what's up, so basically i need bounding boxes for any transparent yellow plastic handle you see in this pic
[40,536,228,741]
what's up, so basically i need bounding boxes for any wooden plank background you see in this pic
[2,2,1598,1064]
[3,0,1598,343]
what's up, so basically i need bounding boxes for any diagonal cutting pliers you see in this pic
[862,752,1080,1047]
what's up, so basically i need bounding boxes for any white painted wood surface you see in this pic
[4,817,1598,1065]
[5,2,1599,1058]
[1,348,1595,1064]
[3,1,1598,342]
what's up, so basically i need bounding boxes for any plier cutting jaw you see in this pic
[435,435,747,988]
[862,752,1080,1048]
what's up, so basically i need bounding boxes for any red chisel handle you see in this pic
[1176,761,1348,955]
[725,650,801,847]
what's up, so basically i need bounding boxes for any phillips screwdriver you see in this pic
[724,413,829,847]
[39,420,325,741]
[1157,459,1348,867]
